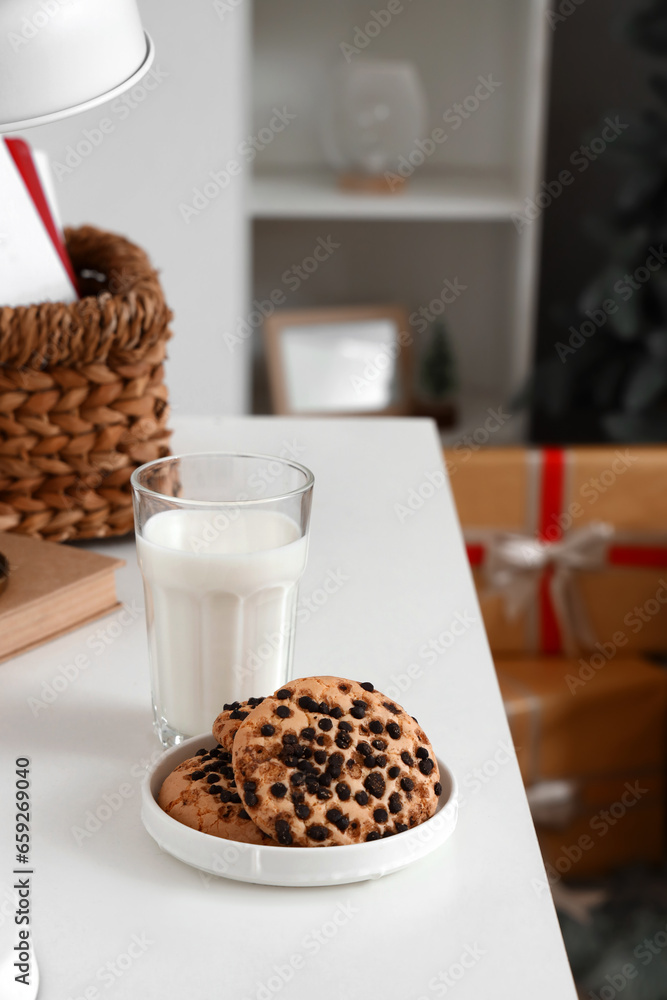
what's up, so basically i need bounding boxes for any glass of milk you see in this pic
[131,452,314,747]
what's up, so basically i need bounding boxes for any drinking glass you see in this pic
[131,452,314,746]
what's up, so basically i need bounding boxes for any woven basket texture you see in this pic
[0,225,172,541]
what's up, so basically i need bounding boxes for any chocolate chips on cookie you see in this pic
[157,748,272,846]
[160,675,444,851]
[212,697,266,750]
[231,675,442,847]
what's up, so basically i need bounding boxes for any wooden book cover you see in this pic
[0,532,125,662]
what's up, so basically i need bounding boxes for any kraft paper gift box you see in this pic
[444,446,667,655]
[497,656,667,879]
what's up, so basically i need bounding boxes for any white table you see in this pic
[0,417,576,999]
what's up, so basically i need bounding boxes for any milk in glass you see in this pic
[137,507,308,736]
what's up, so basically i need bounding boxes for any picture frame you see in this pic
[263,305,413,417]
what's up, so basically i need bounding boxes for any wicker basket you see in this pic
[0,226,172,541]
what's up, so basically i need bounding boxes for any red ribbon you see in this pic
[538,449,565,653]
[465,448,667,654]
[608,546,667,567]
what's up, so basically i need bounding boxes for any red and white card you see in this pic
[0,137,78,308]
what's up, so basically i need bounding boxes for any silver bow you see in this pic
[482,521,615,653]
[527,779,580,830]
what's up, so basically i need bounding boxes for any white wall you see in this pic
[23,0,251,417]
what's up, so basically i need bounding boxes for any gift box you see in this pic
[497,656,667,879]
[445,446,667,655]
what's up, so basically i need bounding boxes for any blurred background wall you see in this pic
[23,0,252,419]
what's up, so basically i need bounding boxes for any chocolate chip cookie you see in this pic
[212,697,265,750]
[232,676,442,847]
[158,745,273,845]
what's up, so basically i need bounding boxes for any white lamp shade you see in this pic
[0,0,154,130]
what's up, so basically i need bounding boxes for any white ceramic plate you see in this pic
[141,733,458,887]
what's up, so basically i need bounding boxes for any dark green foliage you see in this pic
[532,1,667,442]
[558,865,667,1000]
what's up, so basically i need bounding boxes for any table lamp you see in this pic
[0,0,154,131]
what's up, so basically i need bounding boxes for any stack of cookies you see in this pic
[158,675,443,847]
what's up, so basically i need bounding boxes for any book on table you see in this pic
[0,531,124,662]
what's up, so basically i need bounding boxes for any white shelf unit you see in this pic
[250,169,522,221]
[247,0,552,435]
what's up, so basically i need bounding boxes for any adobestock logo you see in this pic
[224,236,340,352]
[213,0,244,19]
[382,611,478,703]
[7,0,73,52]
[27,602,142,716]
[555,247,667,362]
[586,920,667,1000]
[70,748,162,847]
[547,0,587,29]
[238,569,350,681]
[179,108,296,224]
[384,76,501,190]
[394,469,447,523]
[409,277,468,333]
[540,449,637,542]
[51,66,168,181]
[566,577,667,694]
[445,408,513,472]
[533,780,648,893]
[416,943,486,999]
[350,328,413,398]
[512,117,629,234]
[65,933,154,998]
[239,901,358,1000]
[340,1,410,62]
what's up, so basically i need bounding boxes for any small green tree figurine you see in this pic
[416,321,459,428]
[420,321,459,400]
